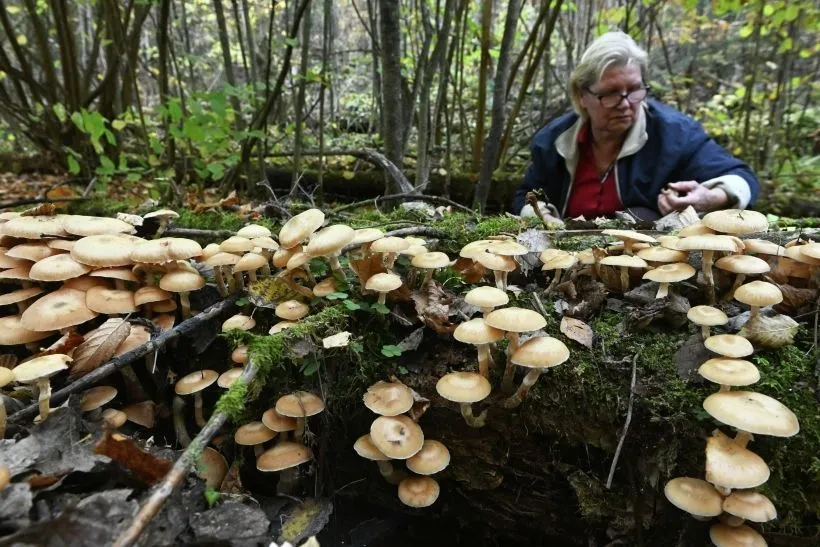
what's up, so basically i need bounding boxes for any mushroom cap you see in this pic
[663,477,724,517]
[234,421,277,445]
[363,381,414,416]
[353,434,390,461]
[703,391,799,437]
[657,235,681,250]
[269,321,297,334]
[219,236,254,254]
[250,236,279,251]
[783,245,820,265]
[102,408,128,429]
[539,248,568,263]
[742,239,785,256]
[703,209,769,235]
[134,286,172,306]
[205,251,241,267]
[306,224,355,256]
[222,314,256,332]
[705,334,754,358]
[272,247,297,268]
[152,299,177,313]
[675,234,742,252]
[705,430,769,489]
[0,215,68,238]
[275,391,325,418]
[261,408,297,432]
[369,415,424,459]
[411,251,451,269]
[698,358,760,387]
[406,440,450,475]
[0,248,31,269]
[21,288,97,331]
[275,300,310,321]
[453,318,504,345]
[153,314,176,332]
[285,251,312,271]
[0,367,14,388]
[715,255,771,275]
[217,367,244,388]
[231,345,249,364]
[85,286,138,314]
[601,229,657,244]
[0,287,44,306]
[541,253,579,270]
[678,223,715,237]
[71,235,137,267]
[687,305,729,326]
[473,251,516,272]
[460,239,492,259]
[722,491,777,523]
[733,281,783,308]
[122,401,156,428]
[351,228,385,245]
[401,245,429,258]
[197,447,229,489]
[365,272,403,293]
[800,242,820,260]
[236,224,272,239]
[89,267,139,283]
[464,286,509,309]
[233,252,268,272]
[642,262,696,283]
[61,215,136,237]
[114,325,151,357]
[62,275,108,292]
[599,255,648,268]
[279,209,326,249]
[143,209,180,221]
[398,476,440,507]
[6,242,62,261]
[312,277,337,297]
[13,354,71,383]
[29,254,91,281]
[485,307,547,333]
[436,371,492,403]
[370,236,410,254]
[80,385,118,411]
[131,238,203,263]
[484,240,529,256]
[0,315,55,344]
[636,247,689,263]
[404,236,427,246]
[159,270,205,293]
[256,441,313,472]
[174,369,219,395]
[0,265,32,281]
[709,523,767,547]
[510,336,570,370]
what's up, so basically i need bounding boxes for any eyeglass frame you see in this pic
[583,84,651,108]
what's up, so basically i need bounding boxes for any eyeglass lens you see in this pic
[600,88,647,107]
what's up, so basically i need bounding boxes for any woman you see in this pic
[513,32,758,221]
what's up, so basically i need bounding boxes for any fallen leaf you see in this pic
[36,331,85,357]
[349,254,386,287]
[675,334,712,381]
[739,312,799,349]
[219,190,239,208]
[560,316,594,348]
[396,327,424,352]
[410,281,456,333]
[452,257,486,284]
[277,498,333,545]
[94,431,172,486]
[70,318,131,380]
[322,331,351,349]
[20,203,57,216]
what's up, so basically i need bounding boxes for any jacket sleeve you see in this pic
[512,140,550,214]
[673,118,760,209]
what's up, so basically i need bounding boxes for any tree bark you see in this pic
[213,0,243,125]
[472,0,493,172]
[292,0,313,192]
[377,0,405,193]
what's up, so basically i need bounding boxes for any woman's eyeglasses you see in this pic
[585,85,650,108]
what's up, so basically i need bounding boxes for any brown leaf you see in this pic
[452,257,486,284]
[94,431,171,485]
[219,190,239,208]
[560,316,594,348]
[69,318,131,380]
[771,280,817,314]
[410,281,456,334]
[36,331,85,358]
[349,254,386,287]
[20,203,57,216]
[23,472,60,489]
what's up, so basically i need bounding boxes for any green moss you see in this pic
[174,208,277,233]
[214,378,249,421]
[68,197,142,217]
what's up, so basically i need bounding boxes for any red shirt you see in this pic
[565,125,622,218]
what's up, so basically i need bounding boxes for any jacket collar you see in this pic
[555,102,649,161]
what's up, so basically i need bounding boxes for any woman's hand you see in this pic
[657,181,729,215]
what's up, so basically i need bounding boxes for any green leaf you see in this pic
[206,162,225,179]
[67,155,81,175]
[235,297,249,306]
[112,119,127,131]
[738,25,753,38]
[284,37,299,47]
[203,487,220,508]
[168,101,182,121]
[778,37,793,53]
[70,111,85,131]
[97,155,115,175]
[343,299,361,311]
[380,345,402,358]
[762,4,774,17]
[326,292,348,300]
[372,303,390,315]
[53,104,67,123]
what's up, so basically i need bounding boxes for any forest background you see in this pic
[0,0,817,214]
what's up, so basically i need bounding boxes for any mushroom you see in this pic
[703,390,799,448]
[411,252,451,286]
[278,208,325,249]
[722,490,777,523]
[599,255,647,292]
[698,358,760,392]
[406,439,450,476]
[235,421,277,457]
[261,407,297,441]
[398,476,440,508]
[62,275,108,292]
[12,354,71,423]
[365,272,403,306]
[134,286,172,317]
[363,381,414,416]
[636,246,689,267]
[641,262,695,299]
[350,228,385,258]
[131,237,203,264]
[174,369,219,427]
[453,318,504,378]
[275,391,325,441]
[205,252,240,296]
[275,300,310,322]
[236,224,272,239]
[269,321,297,334]
[79,385,118,420]
[687,305,728,340]
[702,209,769,235]
[28,254,91,284]
[678,222,715,237]
[305,224,355,274]
[173,396,192,446]
[1,215,68,239]
[89,267,140,291]
[354,433,406,484]
[663,477,724,519]
[61,215,136,237]
[197,447,229,489]
[709,523,767,547]
[0,248,33,269]
[464,286,509,318]
[231,345,249,365]
[714,255,770,300]
[71,234,138,268]
[676,234,743,304]
[142,209,180,236]
[484,307,547,394]
[369,414,424,458]
[256,441,313,494]
[159,269,205,319]
[233,252,268,283]
[101,408,128,430]
[0,315,54,349]
[249,237,278,275]
[21,288,98,333]
[217,368,244,389]
[0,265,35,288]
[704,334,754,359]
[503,336,570,409]
[541,252,578,293]
[705,429,770,491]
[435,371,492,428]
[473,251,517,291]
[312,277,337,298]
[601,229,657,256]
[0,287,44,314]
[222,314,256,332]
[85,286,138,315]
[122,400,157,429]
[370,237,409,272]
[733,280,783,321]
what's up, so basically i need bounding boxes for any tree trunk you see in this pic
[377,0,405,193]
[213,0,243,125]
[291,0,313,192]
[157,0,175,167]
[472,0,493,172]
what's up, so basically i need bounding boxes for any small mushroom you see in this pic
[484,307,547,394]
[85,286,138,315]
[12,354,72,423]
[641,262,695,299]
[362,381,414,416]
[233,252,269,283]
[159,269,205,319]
[702,209,769,235]
[370,237,410,272]
[0,287,44,314]
[601,229,657,256]
[503,336,570,409]
[703,390,799,448]
[256,440,313,494]
[473,251,517,291]
[142,209,180,236]
[453,318,504,378]
[714,255,770,300]
[236,224,272,239]
[411,252,451,285]
[204,252,241,296]
[197,446,229,489]
[663,477,724,519]
[698,358,760,392]
[599,255,648,293]
[231,345,249,365]
[722,490,777,523]
[365,272,403,306]
[175,369,219,427]
[235,421,277,457]
[704,334,754,359]
[705,429,769,490]
[541,252,578,293]
[79,385,118,420]
[222,314,256,332]
[676,235,743,304]
[261,407,297,441]
[406,440,450,476]
[278,208,325,249]
[29,254,91,282]
[733,280,783,321]
[275,300,310,322]
[217,368,244,389]
[687,305,728,340]
[350,228,385,258]
[275,391,325,441]
[398,476,440,508]
[464,286,508,318]
[101,408,128,430]
[709,523,766,547]
[353,433,406,484]
[305,224,355,274]
[370,414,424,457]
[435,371,492,428]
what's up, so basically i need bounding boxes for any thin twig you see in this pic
[531,293,550,318]
[606,351,640,489]
[112,359,258,547]
[81,177,99,198]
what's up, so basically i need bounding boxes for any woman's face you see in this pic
[579,64,644,137]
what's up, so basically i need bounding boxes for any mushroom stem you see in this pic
[15,301,29,314]
[157,218,170,237]
[655,282,670,299]
[624,241,634,256]
[213,266,228,296]
[115,279,126,290]
[247,269,258,283]
[501,332,521,394]
[194,392,207,428]
[277,467,298,494]
[233,271,245,292]
[477,344,490,378]
[749,305,760,320]
[618,266,629,292]
[120,365,148,402]
[328,254,343,274]
[377,292,387,306]
[179,292,192,319]
[724,273,746,301]
[719,384,731,392]
[35,378,51,423]
[481,306,493,318]
[734,430,753,448]
[376,460,406,485]
[254,445,264,458]
[546,270,562,294]
[422,269,434,286]
[460,403,487,428]
[493,270,505,291]
[701,325,711,340]
[503,369,542,409]
[383,252,398,272]
[261,263,272,278]
[172,396,191,448]
[720,514,745,528]
[361,243,373,259]
[279,273,316,300]
[294,417,306,442]
[703,250,716,304]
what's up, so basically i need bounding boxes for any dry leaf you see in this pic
[452,257,486,284]
[322,331,351,349]
[560,316,594,348]
[37,331,85,357]
[94,431,171,485]
[410,281,456,333]
[349,254,386,287]
[20,203,57,216]
[739,313,799,349]
[70,319,131,380]
[219,190,239,208]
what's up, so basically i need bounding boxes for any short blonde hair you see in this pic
[569,32,648,116]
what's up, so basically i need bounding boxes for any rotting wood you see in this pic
[162,227,238,239]
[8,296,238,425]
[111,358,258,547]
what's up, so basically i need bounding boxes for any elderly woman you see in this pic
[513,32,758,221]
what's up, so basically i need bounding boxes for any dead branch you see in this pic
[162,227,238,239]
[342,226,450,253]
[606,352,639,489]
[331,190,476,216]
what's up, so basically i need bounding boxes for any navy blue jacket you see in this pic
[512,99,759,216]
